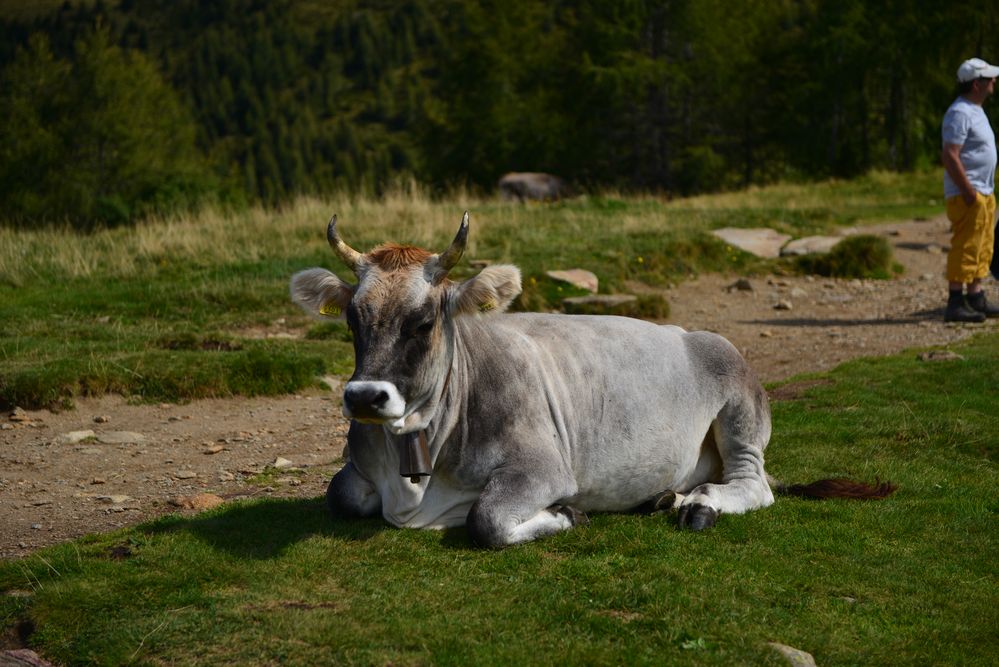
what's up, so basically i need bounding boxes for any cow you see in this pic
[498,172,566,202]
[290,213,894,547]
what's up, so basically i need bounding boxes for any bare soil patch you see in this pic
[2,215,995,560]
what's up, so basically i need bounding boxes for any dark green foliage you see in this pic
[795,234,899,279]
[1,0,997,228]
[0,27,212,227]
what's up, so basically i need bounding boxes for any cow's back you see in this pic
[455,313,760,511]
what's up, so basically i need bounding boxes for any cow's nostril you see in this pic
[342,381,404,420]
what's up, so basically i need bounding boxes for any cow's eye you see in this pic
[406,319,435,337]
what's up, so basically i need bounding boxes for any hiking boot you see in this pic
[944,292,986,323]
[966,291,999,318]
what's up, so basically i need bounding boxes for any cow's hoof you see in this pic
[552,504,590,526]
[650,490,678,514]
[677,503,718,531]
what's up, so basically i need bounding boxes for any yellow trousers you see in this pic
[946,192,996,284]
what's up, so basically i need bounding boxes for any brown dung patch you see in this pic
[367,243,432,270]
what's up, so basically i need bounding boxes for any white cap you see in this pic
[957,57,999,83]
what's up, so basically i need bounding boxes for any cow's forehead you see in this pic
[353,245,442,316]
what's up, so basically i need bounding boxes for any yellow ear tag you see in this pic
[479,299,496,313]
[319,303,341,317]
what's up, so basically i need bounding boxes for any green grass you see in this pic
[2,331,997,666]
[1,171,942,408]
[794,234,902,279]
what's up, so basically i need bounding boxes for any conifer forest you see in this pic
[0,0,996,227]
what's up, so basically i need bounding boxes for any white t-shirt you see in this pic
[942,97,996,197]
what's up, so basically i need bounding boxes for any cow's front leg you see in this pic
[466,465,583,548]
[326,462,381,518]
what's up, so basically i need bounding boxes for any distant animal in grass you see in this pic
[498,172,567,202]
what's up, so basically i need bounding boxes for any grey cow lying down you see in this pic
[290,213,895,547]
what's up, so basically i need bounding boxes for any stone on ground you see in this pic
[712,227,792,258]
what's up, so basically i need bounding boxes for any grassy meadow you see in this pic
[2,170,998,665]
[1,330,997,665]
[1,170,943,409]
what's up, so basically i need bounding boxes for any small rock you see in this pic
[93,415,111,423]
[767,642,817,667]
[91,478,106,485]
[790,287,808,298]
[273,457,294,469]
[97,495,132,505]
[920,273,935,281]
[9,407,32,422]
[712,227,792,258]
[726,278,754,292]
[60,430,96,444]
[174,470,198,480]
[31,524,42,530]
[1,649,56,667]
[203,445,225,455]
[774,300,793,311]
[759,330,774,338]
[169,493,224,511]
[219,471,235,482]
[96,431,146,445]
[546,269,599,294]
[780,235,842,256]
[29,500,53,507]
[319,375,341,392]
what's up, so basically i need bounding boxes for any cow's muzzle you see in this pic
[342,381,406,422]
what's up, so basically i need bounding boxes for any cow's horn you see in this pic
[326,214,362,273]
[437,211,469,275]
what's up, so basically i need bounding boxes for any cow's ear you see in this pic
[451,265,522,316]
[290,268,354,318]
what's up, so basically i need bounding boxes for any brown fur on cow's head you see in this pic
[290,212,521,321]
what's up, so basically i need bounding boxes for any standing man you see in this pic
[941,57,999,322]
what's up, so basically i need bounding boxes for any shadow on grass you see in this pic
[142,496,481,557]
[142,496,397,559]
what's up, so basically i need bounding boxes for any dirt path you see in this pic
[2,215,996,560]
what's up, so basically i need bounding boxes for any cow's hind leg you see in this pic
[467,465,583,548]
[678,386,774,530]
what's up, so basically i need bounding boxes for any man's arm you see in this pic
[942,143,978,206]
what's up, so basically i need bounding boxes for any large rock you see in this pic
[712,227,792,258]
[546,269,598,293]
[781,235,843,256]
